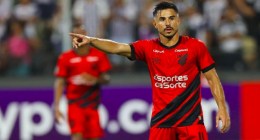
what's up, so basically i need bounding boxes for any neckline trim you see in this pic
[158,36,182,49]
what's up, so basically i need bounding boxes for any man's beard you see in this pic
[160,29,178,39]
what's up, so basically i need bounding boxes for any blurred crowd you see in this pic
[0,0,259,77]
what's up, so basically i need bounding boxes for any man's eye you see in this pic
[159,18,165,21]
[169,17,175,20]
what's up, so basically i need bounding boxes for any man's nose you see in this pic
[165,19,170,25]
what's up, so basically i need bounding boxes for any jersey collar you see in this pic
[158,36,182,49]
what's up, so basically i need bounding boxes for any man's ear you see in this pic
[152,19,157,29]
[176,15,181,26]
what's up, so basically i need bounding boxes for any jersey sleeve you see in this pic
[98,53,112,73]
[54,55,68,77]
[197,41,215,73]
[129,40,147,61]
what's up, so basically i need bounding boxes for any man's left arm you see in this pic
[203,68,231,133]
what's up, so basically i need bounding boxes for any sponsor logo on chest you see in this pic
[70,57,81,63]
[154,74,189,89]
[86,56,99,62]
[153,49,164,53]
[69,56,99,63]
[175,48,188,52]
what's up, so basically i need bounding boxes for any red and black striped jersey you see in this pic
[54,48,111,109]
[130,36,215,128]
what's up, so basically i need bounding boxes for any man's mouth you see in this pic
[165,28,173,32]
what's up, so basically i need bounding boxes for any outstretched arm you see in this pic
[203,68,231,133]
[234,0,255,17]
[70,33,132,58]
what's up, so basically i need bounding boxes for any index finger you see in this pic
[69,33,84,38]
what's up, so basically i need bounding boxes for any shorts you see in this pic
[68,104,103,139]
[149,125,208,140]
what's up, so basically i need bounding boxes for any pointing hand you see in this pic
[70,33,91,48]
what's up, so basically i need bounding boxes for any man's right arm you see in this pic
[234,0,255,17]
[70,33,132,58]
[54,77,65,123]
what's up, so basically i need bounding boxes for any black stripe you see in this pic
[128,44,136,61]
[68,84,100,104]
[202,63,215,73]
[178,103,202,126]
[151,73,200,127]
[158,90,200,127]
[198,117,204,124]
[80,93,100,108]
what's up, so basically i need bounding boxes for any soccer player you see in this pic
[70,1,231,140]
[54,25,111,140]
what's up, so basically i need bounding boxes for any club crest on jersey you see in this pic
[152,58,161,64]
[91,63,98,70]
[178,53,188,66]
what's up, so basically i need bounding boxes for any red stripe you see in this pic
[241,82,260,139]
[174,99,201,126]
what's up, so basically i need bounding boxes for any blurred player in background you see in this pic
[70,1,230,140]
[54,24,111,140]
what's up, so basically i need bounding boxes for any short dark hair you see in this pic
[153,1,179,17]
